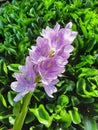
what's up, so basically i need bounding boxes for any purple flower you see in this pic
[54,44,74,67]
[42,79,59,98]
[11,22,77,101]
[41,23,63,53]
[11,57,36,102]
[38,57,65,84]
[29,37,50,64]
[41,22,77,54]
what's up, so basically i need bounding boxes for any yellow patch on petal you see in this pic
[42,49,46,55]
[49,49,53,57]
[47,63,51,68]
[28,77,30,81]
[56,38,59,42]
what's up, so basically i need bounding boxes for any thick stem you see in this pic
[13,92,32,130]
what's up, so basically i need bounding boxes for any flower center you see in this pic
[47,63,51,68]
[42,49,46,55]
[27,77,31,81]
[56,38,59,42]
[24,76,31,82]
[49,49,54,57]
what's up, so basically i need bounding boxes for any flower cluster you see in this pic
[11,22,77,102]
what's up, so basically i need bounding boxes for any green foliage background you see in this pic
[0,0,98,129]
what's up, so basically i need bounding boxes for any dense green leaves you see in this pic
[30,104,53,127]
[0,0,98,129]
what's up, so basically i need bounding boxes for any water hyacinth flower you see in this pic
[42,79,59,98]
[11,57,36,102]
[29,37,50,64]
[38,57,65,84]
[41,22,77,54]
[11,22,77,101]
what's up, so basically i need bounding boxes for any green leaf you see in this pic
[7,47,17,55]
[30,104,53,127]
[13,102,21,116]
[69,107,81,124]
[76,78,98,98]
[0,126,8,130]
[60,110,71,127]
[9,116,15,125]
[71,96,80,106]
[0,109,12,120]
[3,62,8,74]
[77,68,98,78]
[46,104,54,113]
[0,94,7,108]
[76,78,87,97]
[8,63,20,72]
[43,0,54,10]
[30,124,43,130]
[53,113,61,120]
[25,111,35,124]
[86,38,96,52]
[84,116,98,130]
[79,18,88,38]
[55,105,62,113]
[57,95,69,107]
[7,91,15,106]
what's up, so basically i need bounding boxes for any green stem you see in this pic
[13,92,33,130]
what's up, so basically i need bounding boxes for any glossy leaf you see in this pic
[84,117,98,130]
[8,64,20,72]
[30,104,53,127]
[57,95,69,107]
[69,107,81,124]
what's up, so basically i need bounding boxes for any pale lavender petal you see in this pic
[43,79,58,97]
[38,58,65,83]
[29,37,50,64]
[14,91,29,102]
[11,81,25,92]
[54,23,60,32]
[14,73,21,80]
[27,83,36,92]
[19,65,25,73]
[41,26,54,38]
[64,30,77,44]
[56,56,68,67]
[65,22,72,29]
[44,85,57,98]
[64,45,74,53]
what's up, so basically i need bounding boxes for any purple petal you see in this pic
[64,45,74,53]
[13,91,29,102]
[43,79,58,97]
[65,22,72,29]
[29,37,50,64]
[11,81,25,92]
[27,83,36,92]
[64,30,77,44]
[54,23,60,32]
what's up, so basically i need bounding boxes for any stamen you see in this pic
[42,49,46,55]
[28,77,30,81]
[49,50,53,57]
[56,38,59,42]
[47,63,51,68]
